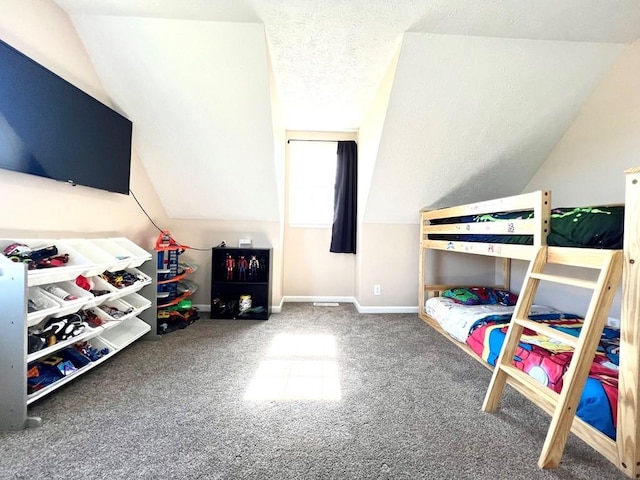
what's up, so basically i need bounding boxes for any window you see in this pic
[288,140,337,227]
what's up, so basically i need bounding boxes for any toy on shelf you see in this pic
[155,230,188,252]
[154,231,199,334]
[3,242,69,270]
[157,300,200,335]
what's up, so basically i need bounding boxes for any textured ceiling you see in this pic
[55,0,640,131]
[52,0,640,222]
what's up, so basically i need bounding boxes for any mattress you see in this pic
[424,296,561,343]
[424,296,619,439]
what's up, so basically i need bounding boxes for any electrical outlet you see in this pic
[374,284,381,296]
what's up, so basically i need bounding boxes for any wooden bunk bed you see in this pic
[418,167,639,477]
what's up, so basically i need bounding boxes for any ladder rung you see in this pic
[499,364,560,406]
[513,317,580,349]
[529,272,598,289]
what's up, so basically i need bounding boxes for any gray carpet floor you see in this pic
[0,303,627,479]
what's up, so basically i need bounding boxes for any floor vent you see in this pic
[313,302,340,307]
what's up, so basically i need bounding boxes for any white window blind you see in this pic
[288,141,337,227]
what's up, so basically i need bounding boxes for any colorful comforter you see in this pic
[466,313,619,438]
[425,295,620,439]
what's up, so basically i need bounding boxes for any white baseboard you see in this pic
[272,297,284,313]
[353,297,419,314]
[193,304,210,313]
[196,299,417,315]
[283,295,356,304]
[282,296,418,314]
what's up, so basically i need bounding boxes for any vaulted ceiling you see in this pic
[53,0,640,223]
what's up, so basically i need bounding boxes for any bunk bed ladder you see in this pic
[482,246,623,469]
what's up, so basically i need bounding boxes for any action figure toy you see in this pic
[249,255,259,280]
[238,255,248,281]
[225,253,235,280]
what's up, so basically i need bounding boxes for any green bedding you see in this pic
[428,206,624,249]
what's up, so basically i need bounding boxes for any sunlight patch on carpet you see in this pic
[244,333,341,401]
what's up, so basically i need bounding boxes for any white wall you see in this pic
[525,42,640,206]
[365,32,625,224]
[516,41,640,319]
[357,46,422,310]
[66,15,281,223]
[0,0,166,249]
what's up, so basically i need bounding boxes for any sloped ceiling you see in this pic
[364,35,627,223]
[62,15,279,221]
[53,0,640,223]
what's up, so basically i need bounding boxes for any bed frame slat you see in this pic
[513,317,579,349]
[423,219,535,235]
[528,273,598,290]
[422,190,550,220]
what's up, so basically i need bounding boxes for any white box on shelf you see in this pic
[27,324,103,364]
[43,281,95,318]
[84,275,119,305]
[94,298,138,324]
[99,317,151,350]
[27,286,61,327]
[101,267,152,298]
[88,238,134,272]
[27,361,91,405]
[0,238,94,286]
[76,336,118,366]
[238,238,252,248]
[108,237,152,268]
[65,238,116,277]
[120,292,152,313]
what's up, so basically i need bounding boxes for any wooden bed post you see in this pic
[533,191,551,248]
[419,213,426,317]
[618,167,640,478]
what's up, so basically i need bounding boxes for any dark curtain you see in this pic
[330,140,357,254]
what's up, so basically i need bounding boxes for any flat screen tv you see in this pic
[0,39,132,195]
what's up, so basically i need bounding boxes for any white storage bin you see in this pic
[89,238,137,272]
[26,321,102,364]
[97,298,137,324]
[121,292,152,314]
[27,287,62,327]
[80,306,114,329]
[73,336,116,365]
[0,239,94,286]
[65,239,116,277]
[108,237,152,268]
[82,305,123,331]
[102,267,152,297]
[99,317,151,350]
[81,275,119,305]
[44,281,95,318]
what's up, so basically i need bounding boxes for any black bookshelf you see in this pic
[210,247,272,320]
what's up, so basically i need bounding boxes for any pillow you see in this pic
[442,287,518,306]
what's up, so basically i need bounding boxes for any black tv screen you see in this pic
[0,39,132,195]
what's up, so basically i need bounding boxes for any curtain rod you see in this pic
[287,139,355,144]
